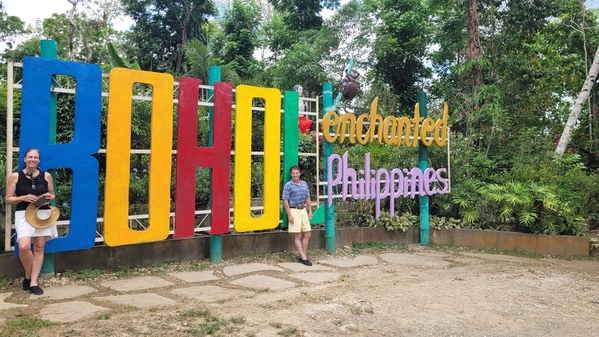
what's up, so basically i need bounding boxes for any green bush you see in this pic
[437,149,596,236]
[365,211,418,232]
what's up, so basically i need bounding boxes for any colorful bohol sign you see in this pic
[17,56,449,254]
[18,57,289,253]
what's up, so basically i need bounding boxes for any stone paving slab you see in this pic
[40,301,109,323]
[278,262,333,272]
[29,285,98,300]
[172,285,254,302]
[230,275,297,290]
[94,293,177,308]
[318,255,379,268]
[101,276,174,292]
[288,272,342,284]
[0,293,28,310]
[379,253,451,267]
[168,271,219,283]
[223,263,285,276]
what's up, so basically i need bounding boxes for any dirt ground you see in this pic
[1,244,598,337]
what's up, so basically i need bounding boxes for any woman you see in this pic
[5,148,57,295]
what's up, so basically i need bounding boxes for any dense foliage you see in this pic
[1,0,598,238]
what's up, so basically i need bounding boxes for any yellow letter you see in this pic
[322,110,339,143]
[338,113,357,143]
[356,114,370,144]
[411,103,423,147]
[382,116,397,145]
[396,116,412,146]
[234,85,281,232]
[104,68,173,246]
[420,118,435,146]
[434,102,448,146]
[368,97,384,144]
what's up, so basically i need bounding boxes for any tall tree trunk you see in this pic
[466,0,483,99]
[176,0,192,74]
[67,0,79,61]
[555,45,599,156]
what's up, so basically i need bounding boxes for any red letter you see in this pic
[174,78,233,237]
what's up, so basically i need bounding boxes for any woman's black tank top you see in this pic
[15,169,49,211]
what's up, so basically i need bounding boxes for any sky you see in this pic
[2,0,132,31]
[4,0,72,26]
[3,0,599,32]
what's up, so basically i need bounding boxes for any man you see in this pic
[282,166,313,266]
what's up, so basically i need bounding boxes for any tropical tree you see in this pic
[0,0,26,49]
[269,0,340,31]
[122,0,217,73]
[213,0,261,80]
[369,0,432,113]
[270,38,328,96]
[556,45,599,156]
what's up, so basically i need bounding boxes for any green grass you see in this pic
[111,264,133,277]
[480,248,544,259]
[178,309,245,336]
[179,309,210,318]
[277,326,299,336]
[0,276,10,291]
[2,317,52,336]
[430,244,544,259]
[186,260,211,271]
[148,262,170,274]
[352,241,409,252]
[229,251,297,264]
[76,269,104,280]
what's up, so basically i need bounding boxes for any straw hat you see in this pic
[25,196,60,229]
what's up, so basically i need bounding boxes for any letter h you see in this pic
[174,79,232,237]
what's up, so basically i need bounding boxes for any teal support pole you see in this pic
[40,40,57,275]
[322,83,336,252]
[208,66,223,263]
[418,91,430,245]
[208,66,220,148]
[209,235,222,263]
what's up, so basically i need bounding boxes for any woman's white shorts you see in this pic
[15,210,58,240]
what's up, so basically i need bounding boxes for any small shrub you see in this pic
[76,269,103,280]
[366,212,418,232]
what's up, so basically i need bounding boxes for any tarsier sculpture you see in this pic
[339,69,359,113]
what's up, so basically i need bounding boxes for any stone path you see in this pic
[0,254,394,323]
[1,250,598,337]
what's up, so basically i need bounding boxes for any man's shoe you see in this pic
[299,258,312,266]
[29,285,43,295]
[22,278,30,291]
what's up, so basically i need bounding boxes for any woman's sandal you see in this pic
[22,278,30,291]
[29,285,43,295]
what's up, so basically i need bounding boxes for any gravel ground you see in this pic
[1,244,598,337]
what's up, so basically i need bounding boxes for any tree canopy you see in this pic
[1,0,599,234]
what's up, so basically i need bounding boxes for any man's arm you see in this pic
[283,199,294,223]
[306,196,312,219]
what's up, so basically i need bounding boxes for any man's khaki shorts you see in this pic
[288,208,311,233]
